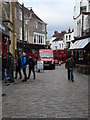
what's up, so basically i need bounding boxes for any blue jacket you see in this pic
[21,56,27,68]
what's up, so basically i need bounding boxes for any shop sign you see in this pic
[37,61,44,70]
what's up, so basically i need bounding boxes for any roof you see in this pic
[18,2,46,24]
[69,37,90,50]
[52,31,66,42]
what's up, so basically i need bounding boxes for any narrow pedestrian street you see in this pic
[2,64,88,118]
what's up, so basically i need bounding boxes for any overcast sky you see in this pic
[18,0,75,39]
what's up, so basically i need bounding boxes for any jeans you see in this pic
[23,68,27,80]
[9,69,14,82]
[28,67,35,79]
[4,70,7,84]
[68,68,74,81]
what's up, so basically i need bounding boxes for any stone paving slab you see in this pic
[2,64,88,118]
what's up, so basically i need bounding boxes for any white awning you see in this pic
[69,37,90,50]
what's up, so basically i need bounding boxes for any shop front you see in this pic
[0,23,11,59]
[69,37,90,74]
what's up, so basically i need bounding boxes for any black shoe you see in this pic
[15,77,17,79]
[5,83,10,86]
[72,80,74,82]
[10,81,15,83]
[19,77,22,79]
[22,79,27,82]
[27,77,29,79]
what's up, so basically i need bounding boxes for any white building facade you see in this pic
[74,0,90,38]
[51,39,64,50]
[64,30,74,49]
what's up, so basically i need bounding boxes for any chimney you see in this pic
[68,28,71,33]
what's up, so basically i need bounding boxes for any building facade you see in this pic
[64,28,74,49]
[16,3,47,53]
[1,1,13,57]
[74,0,90,38]
[50,31,66,50]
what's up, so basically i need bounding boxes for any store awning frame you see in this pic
[69,37,90,50]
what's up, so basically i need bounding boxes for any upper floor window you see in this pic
[59,44,61,49]
[25,31,28,41]
[19,27,22,40]
[80,6,87,13]
[19,10,22,21]
[42,24,45,31]
[34,20,38,29]
[62,43,63,48]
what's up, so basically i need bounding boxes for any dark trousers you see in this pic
[15,67,22,79]
[23,68,27,80]
[67,68,74,81]
[28,67,35,79]
[9,69,14,82]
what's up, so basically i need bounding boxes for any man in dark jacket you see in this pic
[15,53,22,79]
[27,55,35,80]
[21,52,27,82]
[65,56,75,82]
[8,52,14,83]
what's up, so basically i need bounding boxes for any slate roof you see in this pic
[52,31,66,42]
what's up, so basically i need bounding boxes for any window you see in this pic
[34,34,36,43]
[41,37,42,43]
[59,44,61,49]
[69,35,71,40]
[25,31,28,41]
[39,35,40,43]
[62,43,63,48]
[19,27,22,40]
[55,46,57,50]
[25,20,28,25]
[19,10,22,21]
[34,20,38,29]
[43,36,44,44]
[42,24,45,31]
[80,6,87,13]
[66,35,68,40]
[33,33,45,44]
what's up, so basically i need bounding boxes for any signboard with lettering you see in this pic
[37,60,44,70]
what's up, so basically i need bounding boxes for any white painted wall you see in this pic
[64,31,74,48]
[74,0,89,37]
[51,40,64,50]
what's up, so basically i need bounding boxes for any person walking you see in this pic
[8,52,14,83]
[27,55,35,80]
[21,52,27,82]
[65,55,75,82]
[15,53,22,79]
[2,54,10,85]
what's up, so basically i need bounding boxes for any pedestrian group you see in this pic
[2,52,36,85]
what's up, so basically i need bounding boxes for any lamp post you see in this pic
[22,3,24,52]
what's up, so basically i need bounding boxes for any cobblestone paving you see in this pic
[2,64,88,118]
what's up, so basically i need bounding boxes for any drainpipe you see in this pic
[22,3,24,52]
[82,13,84,36]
